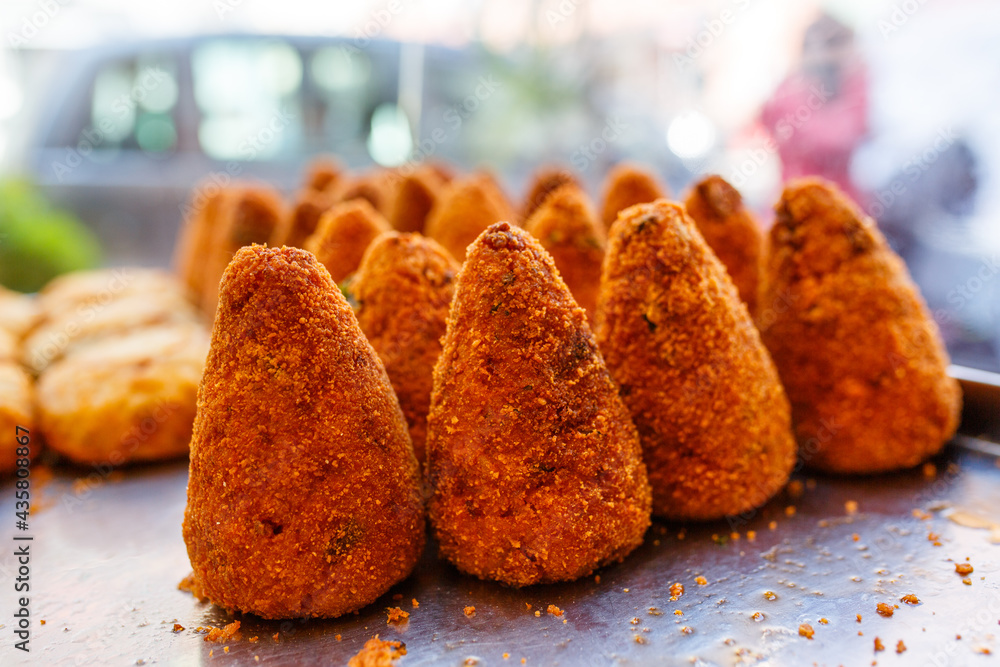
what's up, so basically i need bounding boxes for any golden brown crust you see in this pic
[521,166,579,221]
[600,162,667,230]
[594,200,795,520]
[758,178,961,473]
[428,222,651,587]
[304,199,391,283]
[332,171,393,215]
[353,232,459,465]
[183,245,424,619]
[284,190,335,249]
[385,168,444,234]
[174,184,228,306]
[684,175,763,314]
[0,363,35,475]
[201,186,287,315]
[303,157,345,193]
[36,323,208,465]
[522,183,605,320]
[424,173,517,262]
[0,288,39,340]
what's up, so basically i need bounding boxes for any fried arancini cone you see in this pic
[183,245,424,619]
[36,322,208,465]
[303,156,344,193]
[353,232,459,464]
[684,175,762,314]
[201,186,287,315]
[522,183,605,319]
[521,165,580,221]
[332,171,393,215]
[36,267,181,321]
[758,179,961,473]
[174,184,229,305]
[595,200,795,520]
[284,189,335,249]
[428,222,651,587]
[0,362,35,475]
[600,162,667,230]
[384,167,444,234]
[304,199,391,283]
[0,286,38,339]
[424,173,517,262]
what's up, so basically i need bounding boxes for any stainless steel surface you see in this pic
[2,437,999,666]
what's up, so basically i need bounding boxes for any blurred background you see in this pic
[0,0,997,370]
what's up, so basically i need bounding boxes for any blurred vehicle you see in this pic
[17,35,482,267]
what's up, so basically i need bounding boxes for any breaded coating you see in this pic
[201,186,287,315]
[183,245,424,619]
[0,363,35,475]
[595,200,795,520]
[600,162,667,230]
[36,267,180,321]
[22,290,199,375]
[284,190,335,249]
[303,156,344,193]
[424,173,517,262]
[174,184,228,306]
[758,178,961,473]
[428,222,651,587]
[521,165,580,221]
[332,171,393,215]
[304,199,391,283]
[684,175,763,314]
[36,322,209,465]
[522,183,605,320]
[385,167,444,234]
[0,328,16,362]
[0,286,38,339]
[353,232,459,464]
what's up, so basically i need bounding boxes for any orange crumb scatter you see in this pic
[392,593,403,601]
[204,621,241,643]
[412,599,419,609]
[503,653,509,660]
[534,611,541,617]
[978,647,992,655]
[900,594,920,605]
[751,612,763,621]
[347,635,407,667]
[955,563,973,575]
[674,610,683,616]
[521,659,527,665]
[695,576,708,586]
[525,603,532,611]
[335,635,341,642]
[852,533,860,542]
[177,573,208,602]
[962,578,972,585]
[785,505,796,517]
[594,575,601,583]
[680,626,693,635]
[769,521,778,530]
[874,637,885,652]
[464,606,476,617]
[763,591,777,601]
[623,588,630,593]
[799,624,815,639]
[788,480,804,497]
[819,618,829,625]
[630,617,640,625]
[747,530,757,541]
[547,605,563,617]
[913,509,932,520]
[669,582,684,600]
[922,462,937,478]
[730,531,740,541]
[249,636,259,643]
[273,632,280,643]
[897,640,907,654]
[857,614,863,622]
[876,603,894,617]
[386,607,409,624]
[224,647,230,654]
[172,624,184,633]
[648,607,662,616]
[845,500,859,515]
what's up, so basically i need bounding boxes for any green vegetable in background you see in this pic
[0,179,102,293]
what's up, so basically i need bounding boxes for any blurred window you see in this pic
[192,39,304,160]
[86,54,179,159]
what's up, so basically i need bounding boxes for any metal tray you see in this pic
[2,368,999,666]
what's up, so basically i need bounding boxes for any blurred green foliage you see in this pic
[0,179,102,293]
